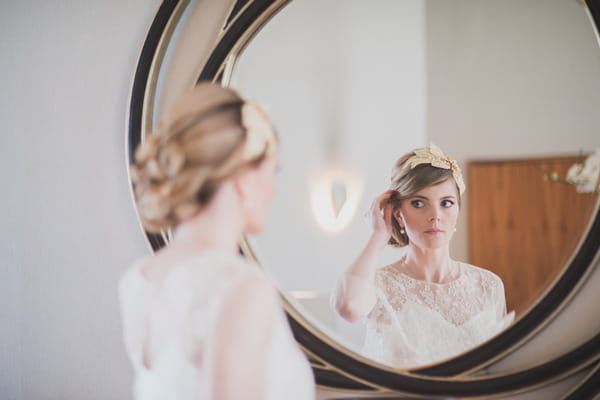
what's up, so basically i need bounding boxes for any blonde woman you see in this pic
[119,83,314,399]
[332,144,514,369]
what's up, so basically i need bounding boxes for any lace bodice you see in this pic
[362,263,512,369]
[119,251,314,400]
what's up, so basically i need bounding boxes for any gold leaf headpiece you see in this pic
[407,143,465,194]
[241,101,276,161]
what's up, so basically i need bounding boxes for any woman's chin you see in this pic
[414,237,451,250]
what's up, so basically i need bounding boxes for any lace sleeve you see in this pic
[331,272,378,322]
[494,276,506,319]
[490,272,515,328]
[365,268,403,331]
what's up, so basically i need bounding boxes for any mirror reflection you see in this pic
[330,144,514,368]
[232,0,600,368]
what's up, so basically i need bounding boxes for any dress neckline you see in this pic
[390,260,464,287]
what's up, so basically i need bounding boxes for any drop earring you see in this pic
[400,226,405,235]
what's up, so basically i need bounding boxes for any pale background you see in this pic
[1,1,599,399]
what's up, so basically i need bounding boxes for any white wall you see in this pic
[427,0,600,261]
[1,1,158,398]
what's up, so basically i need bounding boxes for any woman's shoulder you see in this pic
[167,251,266,294]
[374,264,414,293]
[121,250,264,296]
[377,264,397,274]
[119,256,151,296]
[374,264,401,282]
[460,262,505,290]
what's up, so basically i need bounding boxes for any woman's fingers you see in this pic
[373,190,394,211]
[366,190,396,229]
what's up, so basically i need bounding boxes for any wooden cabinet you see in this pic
[468,156,598,313]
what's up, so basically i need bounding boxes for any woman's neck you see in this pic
[172,218,240,255]
[171,184,244,255]
[400,245,459,284]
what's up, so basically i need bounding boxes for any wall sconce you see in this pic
[310,169,361,233]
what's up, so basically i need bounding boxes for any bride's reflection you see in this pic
[332,144,515,368]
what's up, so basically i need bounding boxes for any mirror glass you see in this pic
[232,0,600,369]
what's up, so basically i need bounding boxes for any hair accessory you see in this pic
[407,143,466,194]
[241,101,276,161]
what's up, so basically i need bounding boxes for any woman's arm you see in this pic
[332,191,394,323]
[210,272,277,400]
[494,275,515,329]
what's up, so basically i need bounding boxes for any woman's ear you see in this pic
[232,169,258,208]
[232,172,247,201]
[393,208,403,223]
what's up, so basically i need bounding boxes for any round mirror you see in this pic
[128,0,600,396]
[232,0,600,371]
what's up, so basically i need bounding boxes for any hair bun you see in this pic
[158,141,186,178]
[130,84,275,233]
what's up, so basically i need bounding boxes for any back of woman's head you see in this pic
[387,146,464,247]
[130,82,276,233]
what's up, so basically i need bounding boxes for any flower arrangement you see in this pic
[544,149,600,194]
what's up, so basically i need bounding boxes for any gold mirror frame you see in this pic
[127,0,600,397]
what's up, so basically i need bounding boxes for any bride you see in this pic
[119,83,314,399]
[332,144,514,369]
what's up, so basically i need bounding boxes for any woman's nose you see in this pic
[429,209,441,221]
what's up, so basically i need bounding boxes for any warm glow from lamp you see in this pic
[310,169,361,233]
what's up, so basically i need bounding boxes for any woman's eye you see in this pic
[441,199,454,208]
[411,200,424,208]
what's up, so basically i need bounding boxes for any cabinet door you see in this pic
[468,156,598,313]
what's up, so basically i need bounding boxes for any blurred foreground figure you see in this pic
[119,83,315,400]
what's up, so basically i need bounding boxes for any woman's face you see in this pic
[243,150,279,235]
[395,178,460,250]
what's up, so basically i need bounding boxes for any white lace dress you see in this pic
[119,251,314,400]
[362,263,512,369]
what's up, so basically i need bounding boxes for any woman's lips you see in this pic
[425,229,444,234]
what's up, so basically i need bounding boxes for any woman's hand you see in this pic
[367,190,395,244]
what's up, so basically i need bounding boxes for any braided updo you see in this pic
[130,83,276,233]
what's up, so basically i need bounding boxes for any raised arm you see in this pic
[332,191,394,323]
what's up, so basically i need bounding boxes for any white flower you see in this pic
[566,163,584,185]
[566,149,600,193]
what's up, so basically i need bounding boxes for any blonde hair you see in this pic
[388,150,463,247]
[130,83,276,233]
